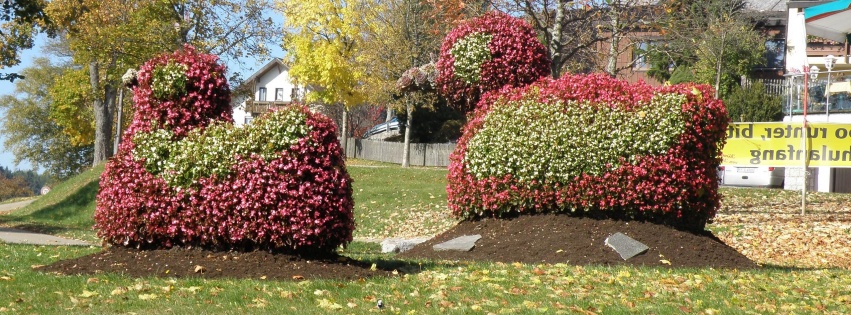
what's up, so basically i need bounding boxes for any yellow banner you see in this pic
[723,122,851,167]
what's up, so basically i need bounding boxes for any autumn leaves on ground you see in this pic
[713,189,851,269]
[3,161,851,314]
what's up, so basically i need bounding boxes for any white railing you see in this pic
[783,69,851,117]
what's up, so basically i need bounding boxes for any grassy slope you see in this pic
[0,164,103,243]
[1,160,850,314]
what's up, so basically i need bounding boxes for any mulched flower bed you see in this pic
[39,213,756,280]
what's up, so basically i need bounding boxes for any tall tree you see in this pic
[279,0,369,153]
[645,0,765,97]
[45,0,279,166]
[360,0,451,166]
[0,58,93,179]
[0,0,52,81]
[496,0,656,78]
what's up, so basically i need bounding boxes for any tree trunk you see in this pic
[402,98,412,168]
[606,7,620,77]
[113,88,124,155]
[550,0,566,78]
[341,105,349,157]
[90,61,114,166]
[713,32,726,99]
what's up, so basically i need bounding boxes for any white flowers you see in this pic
[151,62,189,100]
[450,32,493,84]
[465,93,687,183]
[131,109,311,188]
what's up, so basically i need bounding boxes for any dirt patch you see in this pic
[38,214,756,280]
[38,246,395,281]
[399,214,758,269]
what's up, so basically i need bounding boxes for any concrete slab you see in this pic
[605,232,649,260]
[381,237,430,253]
[433,234,481,252]
[0,227,92,246]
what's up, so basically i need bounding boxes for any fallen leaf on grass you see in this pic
[79,290,98,298]
[138,294,158,300]
[317,298,343,310]
[660,260,672,265]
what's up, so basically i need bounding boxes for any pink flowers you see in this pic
[447,74,728,232]
[436,12,551,114]
[96,47,354,252]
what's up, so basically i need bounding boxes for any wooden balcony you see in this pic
[245,100,292,114]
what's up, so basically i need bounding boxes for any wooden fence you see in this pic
[741,77,788,96]
[344,138,455,167]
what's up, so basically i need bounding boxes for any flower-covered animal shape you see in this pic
[396,62,437,93]
[436,12,551,113]
[96,47,354,252]
[447,74,728,232]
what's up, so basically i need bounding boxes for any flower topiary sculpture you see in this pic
[446,74,728,231]
[436,13,729,232]
[435,11,551,113]
[96,46,354,252]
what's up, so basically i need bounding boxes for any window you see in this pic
[633,41,652,70]
[762,39,785,69]
[245,116,254,125]
[291,88,299,101]
[258,87,267,101]
[275,88,284,101]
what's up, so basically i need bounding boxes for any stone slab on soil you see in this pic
[433,234,481,251]
[399,214,758,269]
[381,237,430,253]
[605,232,649,260]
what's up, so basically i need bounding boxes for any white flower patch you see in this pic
[450,32,493,84]
[131,109,311,188]
[151,62,189,100]
[465,93,687,183]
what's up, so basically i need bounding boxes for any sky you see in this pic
[0,30,285,174]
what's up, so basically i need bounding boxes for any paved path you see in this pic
[0,199,93,246]
[0,199,35,213]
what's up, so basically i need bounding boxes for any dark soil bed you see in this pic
[39,214,756,280]
[399,214,758,269]
[39,246,395,281]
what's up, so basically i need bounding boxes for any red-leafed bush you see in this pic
[447,74,728,231]
[435,11,551,114]
[96,47,354,252]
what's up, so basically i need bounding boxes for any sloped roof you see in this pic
[242,58,288,84]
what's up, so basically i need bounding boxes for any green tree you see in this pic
[0,57,94,179]
[723,80,783,122]
[0,0,52,81]
[646,0,766,98]
[45,0,279,166]
[692,16,766,98]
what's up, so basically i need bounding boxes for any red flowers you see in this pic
[436,12,551,114]
[96,47,354,252]
[447,74,728,232]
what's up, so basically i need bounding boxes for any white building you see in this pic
[784,0,851,193]
[232,58,302,126]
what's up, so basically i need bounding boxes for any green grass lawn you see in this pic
[1,160,850,314]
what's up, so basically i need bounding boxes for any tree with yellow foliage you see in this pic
[279,0,369,151]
